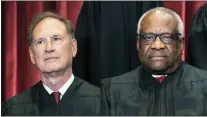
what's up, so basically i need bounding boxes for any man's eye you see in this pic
[53,37,61,41]
[162,36,173,41]
[37,40,44,45]
[143,35,154,40]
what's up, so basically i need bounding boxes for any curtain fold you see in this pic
[4,1,18,101]
[2,1,206,101]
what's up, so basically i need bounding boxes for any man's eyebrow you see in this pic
[51,34,61,38]
[36,37,45,41]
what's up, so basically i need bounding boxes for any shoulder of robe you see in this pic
[101,66,141,89]
[74,76,100,97]
[181,63,207,83]
[4,81,40,108]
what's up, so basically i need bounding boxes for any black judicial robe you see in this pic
[2,77,100,116]
[186,2,207,70]
[73,1,164,87]
[101,61,207,116]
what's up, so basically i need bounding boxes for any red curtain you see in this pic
[2,1,83,101]
[164,1,206,60]
[2,1,206,101]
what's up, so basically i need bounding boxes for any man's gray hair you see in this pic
[28,11,75,47]
[137,7,184,38]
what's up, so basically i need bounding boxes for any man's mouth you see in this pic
[44,57,58,61]
[149,56,167,60]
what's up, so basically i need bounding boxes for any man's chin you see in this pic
[147,63,168,73]
[148,67,167,74]
[42,67,62,73]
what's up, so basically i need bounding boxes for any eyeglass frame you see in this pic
[137,33,182,45]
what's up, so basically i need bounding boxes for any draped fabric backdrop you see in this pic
[2,1,206,101]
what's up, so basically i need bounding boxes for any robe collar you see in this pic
[140,61,184,90]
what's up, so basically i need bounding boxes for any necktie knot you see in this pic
[51,92,60,104]
[156,76,166,83]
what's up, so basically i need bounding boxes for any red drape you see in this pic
[164,1,206,60]
[2,1,83,101]
[2,1,206,101]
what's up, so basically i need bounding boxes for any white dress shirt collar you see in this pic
[42,74,75,100]
[152,74,167,79]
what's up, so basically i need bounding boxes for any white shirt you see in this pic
[42,74,75,100]
[152,74,167,79]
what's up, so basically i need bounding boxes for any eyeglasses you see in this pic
[137,33,182,45]
[33,36,64,48]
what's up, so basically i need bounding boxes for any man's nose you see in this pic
[45,39,55,53]
[151,37,165,49]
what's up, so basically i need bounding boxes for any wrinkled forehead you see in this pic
[140,11,178,33]
[33,17,68,39]
[34,17,67,31]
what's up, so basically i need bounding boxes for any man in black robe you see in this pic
[73,1,164,87]
[101,7,207,116]
[186,2,207,70]
[2,12,100,116]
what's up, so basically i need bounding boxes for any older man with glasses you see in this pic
[101,7,207,116]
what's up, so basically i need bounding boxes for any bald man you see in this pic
[101,7,207,116]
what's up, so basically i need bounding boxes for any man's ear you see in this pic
[180,37,184,50]
[71,39,77,57]
[29,47,35,64]
[136,39,140,52]
[181,37,185,49]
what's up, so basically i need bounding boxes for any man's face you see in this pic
[29,17,77,73]
[137,12,183,73]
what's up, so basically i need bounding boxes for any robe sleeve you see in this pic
[186,2,207,70]
[94,96,101,115]
[203,85,207,115]
[1,102,11,116]
[72,2,90,82]
[100,81,111,115]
